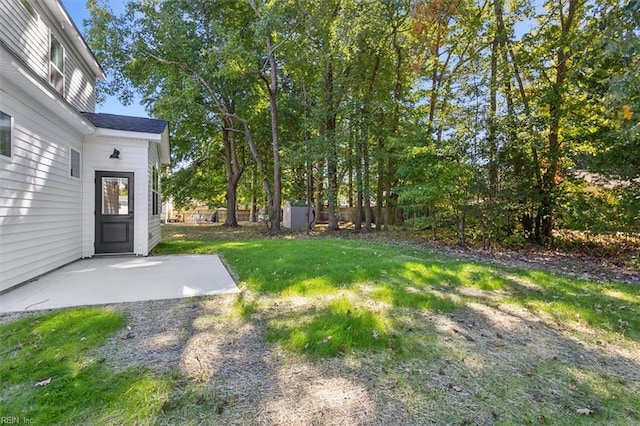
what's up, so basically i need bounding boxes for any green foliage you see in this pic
[558,177,640,234]
[85,0,640,240]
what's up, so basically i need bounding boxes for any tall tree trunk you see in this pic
[221,117,243,227]
[376,131,384,230]
[249,163,257,222]
[264,39,282,232]
[386,21,404,230]
[385,156,394,227]
[488,4,500,196]
[355,148,363,231]
[354,128,363,230]
[361,54,380,232]
[325,60,340,230]
[456,212,466,247]
[229,113,274,229]
[315,160,324,224]
[362,126,372,231]
[348,136,354,207]
[250,0,282,233]
[306,159,314,229]
[538,0,578,246]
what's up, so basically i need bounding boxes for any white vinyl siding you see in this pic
[148,142,161,252]
[0,82,84,292]
[0,0,96,112]
[65,53,96,112]
[83,136,151,258]
[0,0,49,81]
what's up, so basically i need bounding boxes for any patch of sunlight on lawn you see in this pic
[266,297,396,357]
[283,277,337,296]
[371,284,459,312]
[220,241,262,249]
[400,262,439,285]
[601,288,640,304]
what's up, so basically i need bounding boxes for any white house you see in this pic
[0,0,170,293]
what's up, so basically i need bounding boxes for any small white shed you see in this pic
[81,113,170,257]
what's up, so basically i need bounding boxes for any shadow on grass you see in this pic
[433,297,640,425]
[493,268,640,342]
[156,237,639,341]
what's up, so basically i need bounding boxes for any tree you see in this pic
[84,0,637,242]
[87,0,280,229]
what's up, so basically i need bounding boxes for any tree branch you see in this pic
[144,51,227,116]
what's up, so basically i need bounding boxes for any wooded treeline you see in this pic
[87,0,639,245]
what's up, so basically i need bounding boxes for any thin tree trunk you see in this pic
[249,0,282,233]
[362,126,372,231]
[315,160,324,224]
[539,0,578,246]
[488,1,500,196]
[354,126,363,230]
[376,131,384,230]
[222,118,242,227]
[457,213,466,247]
[325,60,339,231]
[249,164,257,222]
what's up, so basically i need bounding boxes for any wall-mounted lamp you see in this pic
[109,148,120,159]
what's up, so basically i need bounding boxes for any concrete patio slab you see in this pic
[0,255,239,313]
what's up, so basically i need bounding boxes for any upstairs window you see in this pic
[20,0,38,20]
[49,33,64,94]
[0,111,12,158]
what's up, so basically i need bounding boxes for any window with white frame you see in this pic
[49,33,64,94]
[0,111,12,158]
[152,166,160,215]
[70,147,80,178]
[20,0,38,20]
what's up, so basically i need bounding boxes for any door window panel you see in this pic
[102,177,129,215]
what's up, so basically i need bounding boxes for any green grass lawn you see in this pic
[156,235,639,346]
[0,309,172,424]
[1,224,638,424]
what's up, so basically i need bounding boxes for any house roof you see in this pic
[82,112,168,134]
[82,112,171,165]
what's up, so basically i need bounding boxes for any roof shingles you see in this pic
[82,112,168,134]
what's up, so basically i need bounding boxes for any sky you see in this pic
[61,0,149,118]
